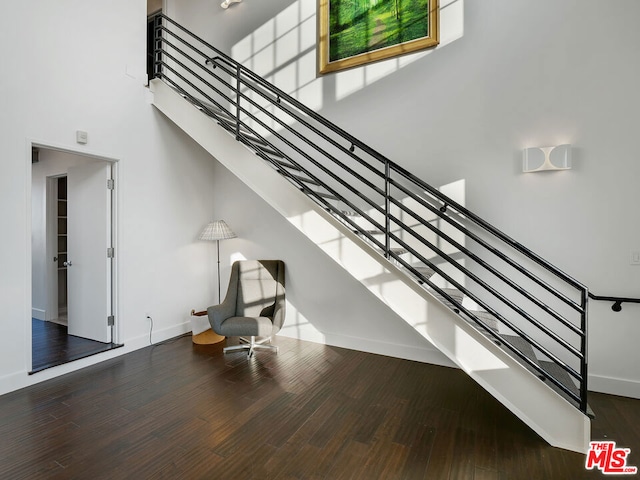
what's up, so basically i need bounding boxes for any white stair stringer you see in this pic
[149,79,590,454]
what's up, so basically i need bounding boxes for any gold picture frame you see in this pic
[318,0,439,75]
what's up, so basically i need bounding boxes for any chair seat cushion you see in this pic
[219,316,274,337]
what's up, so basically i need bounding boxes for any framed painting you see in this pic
[318,0,439,74]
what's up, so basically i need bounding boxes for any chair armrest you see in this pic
[207,261,240,334]
[207,301,235,334]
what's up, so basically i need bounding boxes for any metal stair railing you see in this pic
[152,14,595,411]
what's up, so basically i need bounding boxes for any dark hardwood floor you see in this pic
[31,319,120,373]
[3,335,638,479]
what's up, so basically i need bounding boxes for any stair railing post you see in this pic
[153,14,163,79]
[384,159,391,259]
[235,64,241,140]
[580,288,589,413]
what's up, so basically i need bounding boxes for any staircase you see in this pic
[149,14,591,453]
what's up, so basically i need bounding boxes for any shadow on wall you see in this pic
[231,0,464,118]
[276,175,466,346]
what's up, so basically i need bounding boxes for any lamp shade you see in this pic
[199,220,237,241]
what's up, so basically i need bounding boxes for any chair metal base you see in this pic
[223,336,278,358]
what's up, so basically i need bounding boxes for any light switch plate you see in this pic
[76,130,88,144]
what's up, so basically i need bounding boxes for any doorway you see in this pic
[31,145,120,373]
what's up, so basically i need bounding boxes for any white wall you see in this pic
[0,0,220,393]
[166,0,640,397]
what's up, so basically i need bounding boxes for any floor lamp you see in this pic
[199,220,237,304]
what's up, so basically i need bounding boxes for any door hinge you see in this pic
[107,247,115,258]
[107,179,115,190]
[107,315,115,326]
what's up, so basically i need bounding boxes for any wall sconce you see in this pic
[221,0,242,9]
[523,144,572,173]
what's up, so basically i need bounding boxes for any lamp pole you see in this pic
[199,220,237,305]
[217,239,221,304]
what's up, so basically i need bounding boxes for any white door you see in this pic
[66,161,113,343]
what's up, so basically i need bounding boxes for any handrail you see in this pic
[152,14,595,413]
[589,292,640,312]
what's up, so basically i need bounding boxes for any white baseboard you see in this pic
[0,321,192,397]
[281,330,640,400]
[31,308,46,321]
[589,374,640,400]
[279,329,456,368]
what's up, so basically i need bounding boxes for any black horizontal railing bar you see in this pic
[252,144,388,253]
[161,63,388,237]
[231,117,386,228]
[157,35,236,98]
[402,261,503,332]
[388,177,585,314]
[389,180,584,316]
[169,15,388,161]
[232,72,387,181]
[231,86,388,199]
[217,106,389,252]
[389,164,587,293]
[157,55,386,220]
[193,84,390,240]
[389,251,582,403]
[154,15,588,411]
[163,76,235,132]
[228,90,388,220]
[158,71,235,132]
[252,150,384,250]
[161,15,389,176]
[166,36,388,196]
[388,196,585,339]
[157,56,235,111]
[385,227,583,385]
[231,113,373,221]
[247,141,386,250]
[157,69,243,140]
[157,27,237,104]
[160,26,217,69]
[387,211,584,360]
[384,225,584,385]
[387,194,584,336]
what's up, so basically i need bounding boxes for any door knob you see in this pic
[64,260,73,267]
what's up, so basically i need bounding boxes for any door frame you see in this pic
[27,139,121,372]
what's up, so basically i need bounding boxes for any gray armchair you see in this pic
[207,260,285,358]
